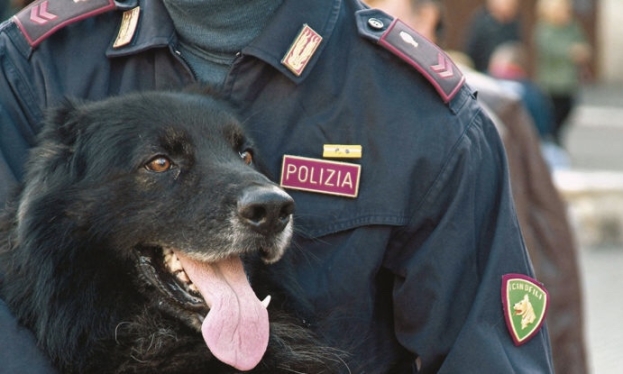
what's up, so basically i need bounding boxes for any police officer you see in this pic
[0,0,554,372]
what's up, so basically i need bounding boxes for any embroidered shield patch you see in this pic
[501,274,549,346]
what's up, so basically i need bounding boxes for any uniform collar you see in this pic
[242,0,340,83]
[107,0,341,83]
[106,0,176,57]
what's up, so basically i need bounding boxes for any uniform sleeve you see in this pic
[0,23,42,206]
[386,106,554,373]
[0,300,58,374]
[0,22,56,373]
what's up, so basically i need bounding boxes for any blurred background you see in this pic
[2,0,622,372]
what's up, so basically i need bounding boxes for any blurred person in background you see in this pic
[0,0,31,19]
[534,0,591,146]
[488,42,555,141]
[1,0,11,20]
[463,0,521,73]
[488,41,571,170]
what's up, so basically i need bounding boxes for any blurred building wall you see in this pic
[598,0,623,83]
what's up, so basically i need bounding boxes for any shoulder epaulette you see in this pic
[13,0,116,48]
[356,9,464,103]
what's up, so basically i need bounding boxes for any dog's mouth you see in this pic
[136,246,206,316]
[137,246,271,371]
[133,183,294,370]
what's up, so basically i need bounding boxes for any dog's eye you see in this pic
[145,156,172,173]
[240,150,253,165]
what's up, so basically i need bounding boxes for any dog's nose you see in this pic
[237,185,295,236]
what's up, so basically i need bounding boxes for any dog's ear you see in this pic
[40,98,84,148]
[17,99,85,223]
[24,98,87,183]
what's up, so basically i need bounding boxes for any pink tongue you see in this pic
[174,252,269,371]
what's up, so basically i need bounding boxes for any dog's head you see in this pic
[12,91,294,371]
[513,294,531,316]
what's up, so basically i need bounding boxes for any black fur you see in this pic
[0,91,345,373]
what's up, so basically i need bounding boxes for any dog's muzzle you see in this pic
[237,184,295,263]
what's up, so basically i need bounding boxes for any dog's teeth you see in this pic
[176,270,191,284]
[164,251,185,274]
[161,250,199,295]
[261,295,271,309]
[164,256,173,267]
[170,262,183,273]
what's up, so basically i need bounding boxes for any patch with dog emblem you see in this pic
[501,274,549,346]
[14,0,116,48]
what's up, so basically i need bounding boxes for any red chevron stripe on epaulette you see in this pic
[378,19,464,103]
[13,0,116,48]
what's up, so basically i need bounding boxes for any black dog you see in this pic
[0,91,343,373]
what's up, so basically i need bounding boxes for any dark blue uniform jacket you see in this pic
[0,0,553,372]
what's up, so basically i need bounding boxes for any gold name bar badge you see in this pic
[323,144,362,159]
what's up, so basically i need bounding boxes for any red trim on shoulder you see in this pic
[13,0,116,48]
[378,19,464,103]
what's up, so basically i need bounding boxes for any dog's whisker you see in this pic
[114,321,131,345]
